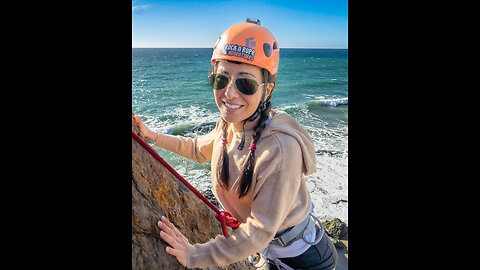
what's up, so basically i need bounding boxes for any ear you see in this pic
[265,83,274,99]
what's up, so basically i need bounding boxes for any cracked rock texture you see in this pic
[132,117,255,270]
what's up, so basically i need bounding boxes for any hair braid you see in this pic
[237,100,272,198]
[216,118,230,190]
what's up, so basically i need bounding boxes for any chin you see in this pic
[220,112,238,124]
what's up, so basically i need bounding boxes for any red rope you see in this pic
[132,117,240,237]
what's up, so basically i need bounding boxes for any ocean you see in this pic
[132,48,348,224]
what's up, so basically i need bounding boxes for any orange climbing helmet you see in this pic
[211,18,280,75]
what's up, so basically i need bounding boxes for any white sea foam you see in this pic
[141,105,220,136]
[306,154,348,224]
[305,95,348,107]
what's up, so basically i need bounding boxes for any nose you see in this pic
[224,79,240,99]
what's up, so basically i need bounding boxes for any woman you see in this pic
[134,19,337,270]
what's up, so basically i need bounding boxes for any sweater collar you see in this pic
[230,115,273,141]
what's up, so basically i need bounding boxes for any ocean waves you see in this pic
[132,48,348,223]
[134,105,219,136]
[306,96,348,107]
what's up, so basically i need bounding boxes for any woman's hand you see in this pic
[158,216,190,267]
[133,115,158,142]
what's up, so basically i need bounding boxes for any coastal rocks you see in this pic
[132,117,255,270]
[323,218,347,239]
[201,189,220,209]
[322,218,348,249]
[322,218,348,270]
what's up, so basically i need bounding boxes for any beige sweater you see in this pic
[154,109,317,268]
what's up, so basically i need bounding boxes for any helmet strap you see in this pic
[237,121,248,150]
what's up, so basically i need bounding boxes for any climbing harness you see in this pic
[250,205,325,270]
[132,114,240,237]
[270,213,323,247]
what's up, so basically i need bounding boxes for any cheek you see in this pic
[213,89,221,101]
[213,90,224,108]
[245,93,262,109]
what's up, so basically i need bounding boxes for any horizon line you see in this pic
[132,47,348,49]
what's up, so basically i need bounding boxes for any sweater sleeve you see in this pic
[187,134,307,267]
[153,120,220,163]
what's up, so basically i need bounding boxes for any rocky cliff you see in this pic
[132,117,255,270]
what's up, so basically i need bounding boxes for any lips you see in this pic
[223,101,243,111]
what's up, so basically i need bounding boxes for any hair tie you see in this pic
[248,143,256,151]
[221,138,228,145]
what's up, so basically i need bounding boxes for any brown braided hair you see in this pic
[216,118,230,190]
[237,95,273,197]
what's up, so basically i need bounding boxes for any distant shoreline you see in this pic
[132,47,348,50]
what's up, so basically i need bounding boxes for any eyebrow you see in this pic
[238,72,255,77]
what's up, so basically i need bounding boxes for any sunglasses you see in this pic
[208,73,264,95]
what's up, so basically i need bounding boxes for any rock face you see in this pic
[132,117,255,270]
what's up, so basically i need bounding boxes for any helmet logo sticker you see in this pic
[245,37,256,48]
[219,43,256,61]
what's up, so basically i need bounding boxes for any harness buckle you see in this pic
[272,237,288,247]
[277,237,288,247]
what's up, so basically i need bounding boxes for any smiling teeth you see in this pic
[225,103,241,109]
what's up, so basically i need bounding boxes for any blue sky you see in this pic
[132,0,348,48]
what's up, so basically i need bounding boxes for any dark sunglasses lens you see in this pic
[235,78,258,95]
[210,74,229,90]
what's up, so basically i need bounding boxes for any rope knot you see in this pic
[215,211,240,237]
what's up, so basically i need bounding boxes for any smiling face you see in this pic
[213,61,273,131]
